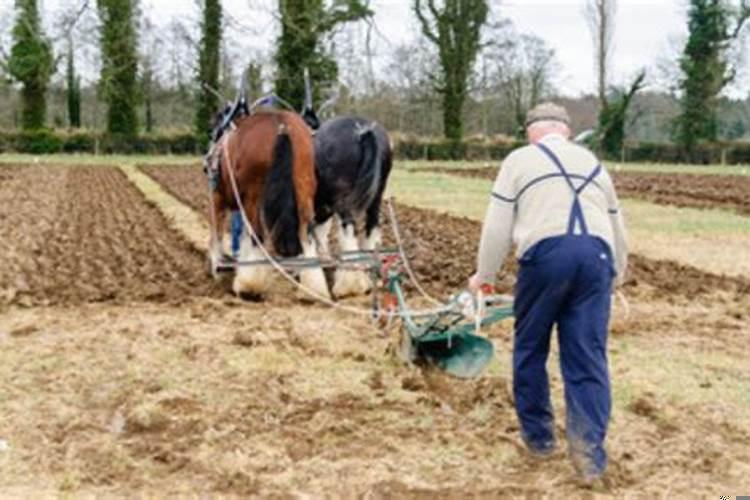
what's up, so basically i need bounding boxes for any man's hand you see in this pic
[468,273,483,294]
[468,274,495,295]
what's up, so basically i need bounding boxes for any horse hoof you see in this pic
[333,269,370,299]
[300,267,332,301]
[237,291,264,302]
[232,269,272,297]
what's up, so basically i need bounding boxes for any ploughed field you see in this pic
[414,165,750,216]
[140,164,750,301]
[0,164,221,308]
[0,161,748,497]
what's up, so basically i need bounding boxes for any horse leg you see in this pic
[359,202,383,252]
[313,216,333,259]
[333,213,370,298]
[208,192,227,278]
[297,223,332,301]
[232,203,273,298]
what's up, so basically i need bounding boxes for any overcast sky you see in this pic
[3,0,749,98]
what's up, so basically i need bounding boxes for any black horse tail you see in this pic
[351,124,383,211]
[262,126,302,257]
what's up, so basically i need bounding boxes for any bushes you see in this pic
[0,128,748,164]
[622,142,750,165]
[0,129,203,155]
[15,130,64,154]
[393,137,524,161]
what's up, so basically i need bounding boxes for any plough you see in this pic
[375,255,514,378]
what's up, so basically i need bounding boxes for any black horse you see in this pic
[310,115,393,298]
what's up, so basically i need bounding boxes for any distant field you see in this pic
[0,154,198,167]
[1,154,749,176]
[387,169,750,278]
[401,159,750,176]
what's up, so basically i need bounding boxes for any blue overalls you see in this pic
[512,142,614,479]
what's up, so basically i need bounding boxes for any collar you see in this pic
[538,133,568,144]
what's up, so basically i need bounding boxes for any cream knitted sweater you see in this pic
[476,134,628,286]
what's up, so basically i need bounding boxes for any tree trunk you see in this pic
[21,82,46,130]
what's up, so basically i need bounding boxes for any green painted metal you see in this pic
[387,269,514,379]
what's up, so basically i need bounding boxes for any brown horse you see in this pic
[209,109,330,299]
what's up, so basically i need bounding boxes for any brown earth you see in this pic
[1,297,748,497]
[139,164,750,301]
[0,164,222,309]
[415,166,750,216]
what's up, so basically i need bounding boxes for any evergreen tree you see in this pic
[414,0,489,145]
[7,0,54,130]
[98,0,139,136]
[66,40,82,128]
[597,71,646,158]
[195,0,222,142]
[675,0,749,149]
[275,0,371,110]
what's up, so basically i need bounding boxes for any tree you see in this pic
[246,62,263,101]
[66,39,81,128]
[141,60,154,132]
[7,0,54,130]
[98,0,139,136]
[414,0,489,144]
[495,33,557,137]
[597,71,646,158]
[275,0,372,110]
[584,0,644,157]
[584,0,617,110]
[674,0,750,150]
[195,0,221,141]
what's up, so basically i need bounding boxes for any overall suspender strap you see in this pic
[535,142,602,236]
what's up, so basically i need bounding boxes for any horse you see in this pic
[208,109,330,300]
[311,115,393,298]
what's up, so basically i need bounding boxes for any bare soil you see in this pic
[140,164,750,301]
[0,164,222,308]
[416,165,750,216]
[0,162,747,497]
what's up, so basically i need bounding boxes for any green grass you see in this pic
[623,198,750,235]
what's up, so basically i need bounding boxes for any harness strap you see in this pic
[535,142,602,236]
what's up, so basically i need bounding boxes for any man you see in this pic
[469,102,627,482]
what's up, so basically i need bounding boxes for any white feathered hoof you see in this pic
[233,239,273,299]
[358,271,373,294]
[299,267,332,302]
[333,269,371,298]
[233,266,273,299]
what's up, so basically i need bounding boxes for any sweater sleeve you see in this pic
[600,169,629,286]
[475,161,516,284]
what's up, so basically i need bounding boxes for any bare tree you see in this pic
[494,33,558,136]
[584,0,617,110]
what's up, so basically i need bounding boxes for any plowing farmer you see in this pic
[469,102,628,483]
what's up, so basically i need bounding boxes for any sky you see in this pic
[2,0,748,98]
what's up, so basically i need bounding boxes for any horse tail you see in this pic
[262,124,303,257]
[351,123,383,211]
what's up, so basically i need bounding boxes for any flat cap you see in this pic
[525,102,571,127]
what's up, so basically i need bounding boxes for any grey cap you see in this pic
[525,102,571,127]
